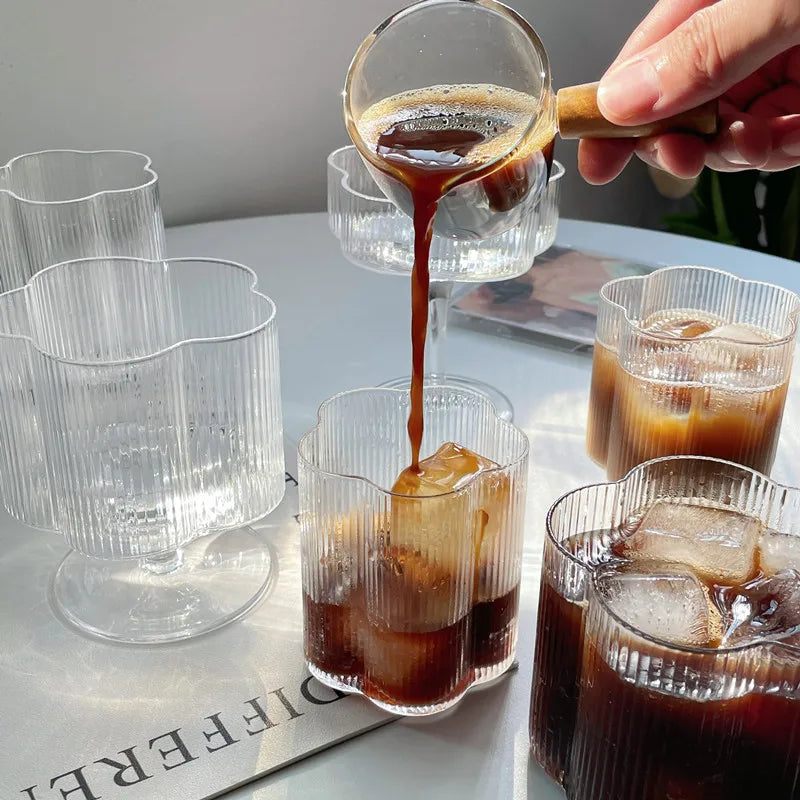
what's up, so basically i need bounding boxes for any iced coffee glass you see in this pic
[587,266,800,480]
[298,385,528,715]
[530,455,800,798]
[585,273,644,467]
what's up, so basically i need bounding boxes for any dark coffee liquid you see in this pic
[358,84,553,468]
[471,583,520,669]
[530,579,587,786]
[303,593,364,680]
[572,641,800,800]
[304,584,520,699]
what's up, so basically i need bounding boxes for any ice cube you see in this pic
[694,323,772,377]
[392,442,496,496]
[699,323,770,344]
[474,467,516,600]
[597,562,723,647]
[370,546,460,631]
[644,315,716,339]
[392,442,515,601]
[361,610,469,705]
[390,442,498,565]
[722,569,800,646]
[617,500,761,584]
[758,530,800,576]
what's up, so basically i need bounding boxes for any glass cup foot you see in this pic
[51,526,274,644]
[377,374,513,422]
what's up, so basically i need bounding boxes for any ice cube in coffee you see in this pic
[298,387,528,716]
[530,456,800,799]
[586,267,799,480]
[393,442,522,680]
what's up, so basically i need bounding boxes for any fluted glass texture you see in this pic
[298,386,528,715]
[0,257,284,558]
[327,146,562,281]
[0,149,166,529]
[585,266,800,479]
[530,456,800,799]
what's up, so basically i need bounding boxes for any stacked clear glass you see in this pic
[0,257,284,643]
[0,149,166,529]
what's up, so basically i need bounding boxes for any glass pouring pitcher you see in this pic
[345,0,718,242]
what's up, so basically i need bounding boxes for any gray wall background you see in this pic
[0,0,681,229]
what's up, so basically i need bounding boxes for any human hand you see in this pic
[579,0,800,184]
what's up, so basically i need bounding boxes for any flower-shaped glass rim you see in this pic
[601,264,800,349]
[0,256,276,367]
[0,149,158,205]
[343,0,552,180]
[297,385,529,499]
[546,454,800,657]
[327,144,565,205]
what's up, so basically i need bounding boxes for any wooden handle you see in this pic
[556,81,719,139]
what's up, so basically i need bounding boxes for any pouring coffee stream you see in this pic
[355,86,717,470]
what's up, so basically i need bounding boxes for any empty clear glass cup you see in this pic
[0,257,284,643]
[0,149,166,529]
[328,145,563,278]
[0,149,165,290]
[298,385,528,715]
[530,455,800,798]
[585,266,800,480]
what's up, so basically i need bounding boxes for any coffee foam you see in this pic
[357,84,552,166]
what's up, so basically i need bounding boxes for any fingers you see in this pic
[705,112,772,170]
[635,133,707,178]
[788,45,800,84]
[578,138,635,184]
[613,0,718,66]
[597,0,800,125]
[579,112,800,182]
[748,83,800,116]
[771,113,800,163]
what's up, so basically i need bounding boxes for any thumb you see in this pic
[597,0,800,124]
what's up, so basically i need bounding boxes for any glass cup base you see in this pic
[51,526,274,644]
[308,660,471,716]
[377,374,513,422]
[472,651,517,687]
[306,663,364,695]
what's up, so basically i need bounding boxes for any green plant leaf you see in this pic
[690,170,716,228]
[764,169,800,260]
[710,171,733,241]
[717,171,761,250]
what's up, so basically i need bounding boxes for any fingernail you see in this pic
[780,130,800,158]
[721,121,750,165]
[597,59,662,121]
[641,140,661,167]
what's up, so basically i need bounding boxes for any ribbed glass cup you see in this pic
[530,456,800,798]
[585,266,800,480]
[328,145,563,280]
[298,386,528,715]
[0,257,285,643]
[0,149,166,530]
[0,149,164,290]
[585,273,645,467]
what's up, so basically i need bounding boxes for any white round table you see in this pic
[165,213,800,800]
